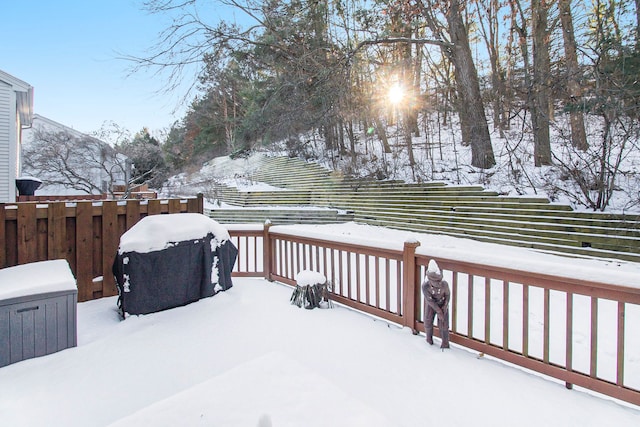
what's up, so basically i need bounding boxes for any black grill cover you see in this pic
[113,233,238,316]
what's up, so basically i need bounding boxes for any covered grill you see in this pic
[112,213,238,316]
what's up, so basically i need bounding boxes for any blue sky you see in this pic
[1,1,210,136]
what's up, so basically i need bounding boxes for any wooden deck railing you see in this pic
[227,223,640,407]
[2,205,638,406]
[1,195,204,301]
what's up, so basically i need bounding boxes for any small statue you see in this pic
[421,259,450,349]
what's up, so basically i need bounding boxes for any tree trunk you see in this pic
[374,117,392,153]
[636,0,640,50]
[446,0,496,169]
[558,0,588,150]
[476,0,508,136]
[404,118,416,167]
[531,0,552,166]
[410,28,423,137]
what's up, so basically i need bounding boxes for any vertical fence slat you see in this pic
[236,235,243,272]
[322,247,327,284]
[36,211,48,261]
[125,200,140,230]
[590,296,598,378]
[355,253,361,303]
[254,236,259,273]
[101,201,118,297]
[385,258,390,311]
[523,284,529,357]
[485,277,491,344]
[338,250,343,296]
[186,193,203,213]
[503,280,509,351]
[379,259,390,312]
[543,288,550,364]
[47,202,67,260]
[617,302,625,386]
[147,199,162,215]
[365,255,370,306]
[374,257,380,307]
[467,274,473,338]
[347,251,352,300]
[566,292,574,389]
[75,202,94,302]
[283,240,288,279]
[17,203,38,264]
[330,248,335,291]
[452,272,458,333]
[168,199,181,213]
[274,239,280,277]
[300,243,305,272]
[396,260,402,316]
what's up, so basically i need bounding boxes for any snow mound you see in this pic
[107,352,393,427]
[118,213,230,254]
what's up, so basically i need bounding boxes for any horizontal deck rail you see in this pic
[227,223,640,407]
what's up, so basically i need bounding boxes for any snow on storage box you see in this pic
[112,213,238,316]
[0,259,78,367]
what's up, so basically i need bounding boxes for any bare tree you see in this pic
[531,0,552,166]
[474,0,509,136]
[22,128,128,197]
[558,0,588,150]
[417,0,496,169]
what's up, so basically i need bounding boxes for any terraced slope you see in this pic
[207,154,640,262]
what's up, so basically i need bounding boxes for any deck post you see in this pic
[402,239,421,333]
[263,221,273,281]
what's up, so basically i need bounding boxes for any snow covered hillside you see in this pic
[162,115,640,215]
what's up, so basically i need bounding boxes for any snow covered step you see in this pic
[207,207,354,225]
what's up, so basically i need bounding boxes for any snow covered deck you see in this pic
[0,278,638,426]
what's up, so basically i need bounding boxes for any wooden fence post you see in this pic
[263,221,273,281]
[188,194,204,214]
[196,193,204,214]
[402,239,421,333]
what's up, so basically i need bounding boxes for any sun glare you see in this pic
[388,83,404,105]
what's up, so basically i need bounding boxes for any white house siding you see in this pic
[0,69,32,203]
[0,81,13,202]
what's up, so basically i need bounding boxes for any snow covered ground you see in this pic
[1,277,639,427]
[2,221,640,426]
[5,161,640,426]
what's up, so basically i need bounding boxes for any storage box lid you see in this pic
[0,260,77,300]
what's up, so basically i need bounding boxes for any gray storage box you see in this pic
[0,260,77,367]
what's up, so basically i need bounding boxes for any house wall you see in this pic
[0,80,17,202]
[0,70,31,203]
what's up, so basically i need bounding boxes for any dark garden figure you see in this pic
[290,270,333,309]
[421,259,451,349]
